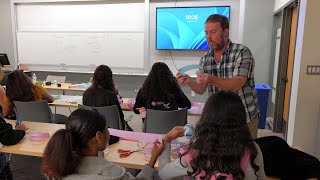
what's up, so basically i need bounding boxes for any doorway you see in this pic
[269,1,299,135]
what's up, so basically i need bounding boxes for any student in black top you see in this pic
[0,117,28,179]
[83,65,125,129]
[133,62,191,119]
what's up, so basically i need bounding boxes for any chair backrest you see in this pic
[46,75,66,83]
[144,108,188,134]
[13,100,53,123]
[78,104,123,130]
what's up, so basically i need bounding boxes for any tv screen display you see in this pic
[156,6,230,50]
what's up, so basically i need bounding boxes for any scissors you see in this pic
[117,148,143,158]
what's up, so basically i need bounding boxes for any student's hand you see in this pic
[196,73,212,85]
[163,126,185,143]
[151,139,164,157]
[137,107,146,113]
[15,123,29,131]
[137,107,146,118]
[176,73,192,85]
[148,139,164,168]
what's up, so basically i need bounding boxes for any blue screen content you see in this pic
[156,6,230,50]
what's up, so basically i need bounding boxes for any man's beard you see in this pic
[208,35,225,51]
[208,40,224,51]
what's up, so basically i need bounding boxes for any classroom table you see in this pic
[0,120,180,169]
[49,95,204,116]
[49,95,132,110]
[43,83,87,94]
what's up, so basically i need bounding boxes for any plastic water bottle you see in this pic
[16,117,22,126]
[32,73,37,84]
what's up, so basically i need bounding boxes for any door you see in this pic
[282,6,297,123]
[271,1,299,134]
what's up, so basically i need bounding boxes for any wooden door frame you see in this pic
[273,1,299,133]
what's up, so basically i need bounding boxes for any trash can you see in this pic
[255,84,271,129]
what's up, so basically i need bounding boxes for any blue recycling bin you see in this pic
[255,84,271,129]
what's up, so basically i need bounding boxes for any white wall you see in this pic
[0,0,274,83]
[242,0,274,83]
[287,0,320,156]
[274,0,292,12]
[0,0,15,66]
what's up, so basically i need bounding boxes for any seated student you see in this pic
[0,66,6,117]
[41,108,163,179]
[158,91,266,179]
[0,70,54,118]
[0,116,28,179]
[83,65,126,129]
[133,62,191,119]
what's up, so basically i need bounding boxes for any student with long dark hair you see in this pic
[1,70,53,117]
[159,91,265,179]
[41,108,163,179]
[133,62,191,118]
[83,65,125,128]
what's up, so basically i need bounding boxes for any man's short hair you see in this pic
[205,14,229,30]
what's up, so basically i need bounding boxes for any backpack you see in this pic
[180,146,250,180]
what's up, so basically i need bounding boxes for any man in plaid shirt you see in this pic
[176,14,259,138]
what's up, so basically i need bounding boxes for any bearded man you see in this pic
[176,14,260,138]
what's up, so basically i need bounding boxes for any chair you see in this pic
[144,108,188,134]
[78,104,123,130]
[13,100,68,124]
[13,100,54,123]
[46,75,66,83]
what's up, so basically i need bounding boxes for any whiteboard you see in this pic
[17,32,145,68]
[14,2,146,72]
[16,3,145,32]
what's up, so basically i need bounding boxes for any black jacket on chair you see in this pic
[254,136,320,180]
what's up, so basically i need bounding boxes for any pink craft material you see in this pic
[120,137,140,142]
[126,102,135,109]
[30,132,50,141]
[191,102,204,108]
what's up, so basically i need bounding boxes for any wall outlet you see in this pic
[134,88,139,93]
[191,90,195,97]
[307,65,320,75]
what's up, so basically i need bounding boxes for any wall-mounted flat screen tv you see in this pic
[156,6,230,50]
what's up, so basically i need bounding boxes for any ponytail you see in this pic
[41,129,81,179]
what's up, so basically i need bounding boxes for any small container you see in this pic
[30,132,49,141]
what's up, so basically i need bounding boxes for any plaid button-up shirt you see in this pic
[199,41,259,122]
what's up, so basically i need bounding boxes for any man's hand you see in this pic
[196,73,212,85]
[176,73,192,85]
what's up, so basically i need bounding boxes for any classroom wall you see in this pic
[242,0,274,84]
[0,0,15,66]
[287,0,320,157]
[274,0,292,12]
[0,0,274,103]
